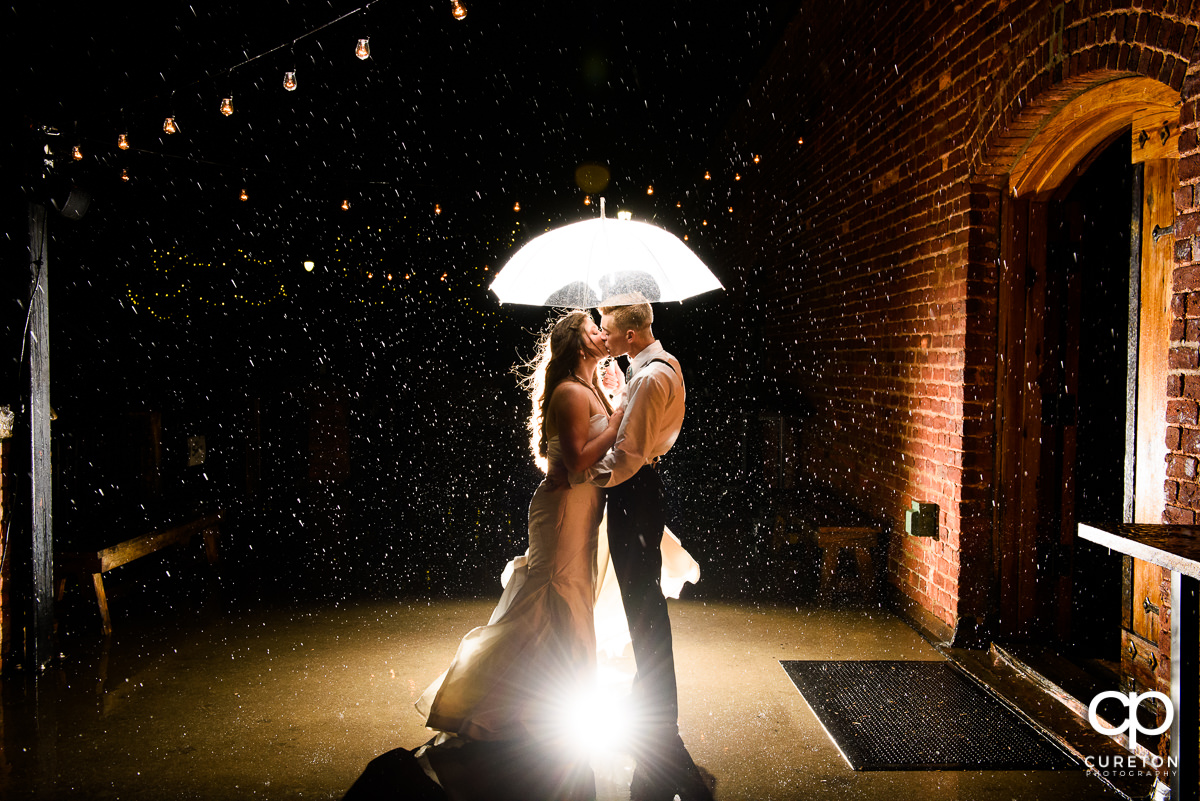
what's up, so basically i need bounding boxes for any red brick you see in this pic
[1170,346,1200,369]
[1168,399,1200,424]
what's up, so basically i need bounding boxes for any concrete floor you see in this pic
[0,577,1127,801]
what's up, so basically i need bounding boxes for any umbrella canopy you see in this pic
[489,201,723,307]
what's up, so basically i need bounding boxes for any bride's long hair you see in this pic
[517,310,612,473]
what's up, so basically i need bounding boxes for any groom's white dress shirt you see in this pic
[576,340,685,489]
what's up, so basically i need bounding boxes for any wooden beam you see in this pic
[27,202,54,670]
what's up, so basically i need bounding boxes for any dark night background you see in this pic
[3,1,801,614]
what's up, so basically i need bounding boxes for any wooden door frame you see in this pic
[994,77,1179,640]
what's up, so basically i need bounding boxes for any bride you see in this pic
[415,309,623,741]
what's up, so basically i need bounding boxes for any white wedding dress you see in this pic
[416,414,698,740]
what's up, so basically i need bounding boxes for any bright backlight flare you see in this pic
[561,683,634,756]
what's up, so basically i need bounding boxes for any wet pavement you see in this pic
[1,573,1125,800]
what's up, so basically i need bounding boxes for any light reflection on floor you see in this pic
[0,593,1125,800]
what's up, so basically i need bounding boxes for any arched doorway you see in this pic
[995,76,1180,652]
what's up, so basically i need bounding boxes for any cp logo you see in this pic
[1088,691,1174,751]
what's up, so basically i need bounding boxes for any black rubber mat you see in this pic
[780,660,1079,771]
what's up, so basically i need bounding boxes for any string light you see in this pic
[753,154,761,163]
[797,137,804,145]
[734,173,741,181]
[128,247,290,321]
[513,201,521,212]
[66,6,494,219]
[646,185,654,195]
[341,199,351,210]
[583,195,592,206]
[304,260,316,271]
[703,170,710,180]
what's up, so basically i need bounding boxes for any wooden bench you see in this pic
[57,511,222,635]
[804,525,881,599]
[767,486,884,601]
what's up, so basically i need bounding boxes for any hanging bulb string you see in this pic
[106,0,389,119]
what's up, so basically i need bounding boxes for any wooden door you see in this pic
[997,196,1049,638]
[1124,156,1176,692]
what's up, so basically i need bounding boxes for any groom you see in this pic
[579,298,709,801]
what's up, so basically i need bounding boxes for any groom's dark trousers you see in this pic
[607,463,678,731]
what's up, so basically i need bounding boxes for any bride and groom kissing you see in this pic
[414,299,712,801]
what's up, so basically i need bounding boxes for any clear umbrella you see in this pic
[489,198,723,307]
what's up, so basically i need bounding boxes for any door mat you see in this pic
[780,660,1079,771]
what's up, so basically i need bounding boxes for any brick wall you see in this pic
[716,0,1200,641]
[1168,40,1200,524]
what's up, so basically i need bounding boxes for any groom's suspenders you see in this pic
[642,358,680,469]
[647,358,678,377]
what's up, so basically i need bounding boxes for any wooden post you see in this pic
[28,202,54,669]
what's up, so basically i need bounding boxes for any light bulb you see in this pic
[797,137,805,145]
[513,201,521,212]
[303,260,315,272]
[220,97,234,116]
[703,170,711,180]
[73,145,83,161]
[163,116,178,134]
[118,133,130,150]
[283,71,297,91]
[734,173,741,181]
[434,203,442,215]
[341,199,351,210]
[647,185,654,195]
[583,195,591,206]
[240,188,249,201]
[753,154,761,163]
[120,168,130,182]
[451,0,467,20]
[356,38,370,60]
